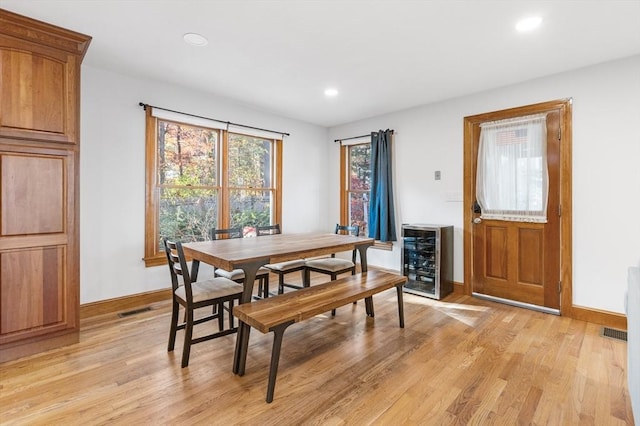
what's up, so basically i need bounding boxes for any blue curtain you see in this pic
[368,129,397,242]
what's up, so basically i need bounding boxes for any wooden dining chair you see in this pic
[255,224,281,236]
[163,239,242,368]
[211,228,271,299]
[257,224,307,295]
[304,224,360,315]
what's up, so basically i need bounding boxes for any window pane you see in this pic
[349,144,371,191]
[158,121,218,186]
[159,188,218,243]
[515,156,544,210]
[229,190,272,231]
[349,192,369,236]
[477,115,548,222]
[228,134,272,188]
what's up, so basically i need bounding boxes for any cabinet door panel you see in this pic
[1,49,65,134]
[1,153,65,235]
[0,43,79,144]
[0,246,65,337]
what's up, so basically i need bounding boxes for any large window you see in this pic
[145,108,282,266]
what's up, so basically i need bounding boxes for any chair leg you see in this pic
[331,278,337,315]
[278,273,285,294]
[396,285,405,328]
[331,274,337,316]
[351,268,358,305]
[181,307,195,368]
[229,299,235,329]
[218,301,224,331]
[262,276,270,298]
[303,269,311,288]
[351,269,357,305]
[168,301,179,351]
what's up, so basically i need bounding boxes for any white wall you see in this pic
[80,56,640,313]
[328,55,640,314]
[80,66,331,303]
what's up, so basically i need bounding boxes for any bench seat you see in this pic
[232,270,407,402]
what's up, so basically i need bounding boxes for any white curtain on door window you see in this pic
[476,113,548,223]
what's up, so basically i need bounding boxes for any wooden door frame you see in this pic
[463,99,573,316]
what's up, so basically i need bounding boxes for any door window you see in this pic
[476,113,548,222]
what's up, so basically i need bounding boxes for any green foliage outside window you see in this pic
[228,134,273,231]
[157,120,274,244]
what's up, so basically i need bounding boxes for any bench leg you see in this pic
[365,296,374,317]
[233,321,252,375]
[266,321,294,403]
[396,284,405,328]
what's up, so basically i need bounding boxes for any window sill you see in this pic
[373,241,393,251]
[144,255,166,268]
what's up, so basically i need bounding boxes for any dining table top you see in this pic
[182,232,375,272]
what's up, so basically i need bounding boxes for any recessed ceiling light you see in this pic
[516,16,543,32]
[183,33,208,46]
[324,88,339,97]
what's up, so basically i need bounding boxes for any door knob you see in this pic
[473,217,482,224]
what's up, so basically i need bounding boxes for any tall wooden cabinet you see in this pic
[0,9,90,362]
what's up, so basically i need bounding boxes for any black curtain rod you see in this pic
[138,103,290,137]
[334,129,394,143]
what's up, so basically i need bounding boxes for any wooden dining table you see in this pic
[182,232,375,375]
[182,232,375,305]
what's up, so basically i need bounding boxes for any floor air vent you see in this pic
[118,307,152,318]
[601,326,628,342]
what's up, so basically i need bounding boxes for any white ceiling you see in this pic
[2,0,640,127]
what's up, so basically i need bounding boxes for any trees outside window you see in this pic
[228,133,274,235]
[158,121,219,243]
[145,110,281,266]
[342,143,370,236]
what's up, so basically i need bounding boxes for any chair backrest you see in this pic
[211,227,242,240]
[335,224,360,236]
[334,224,360,262]
[163,238,194,301]
[257,224,281,236]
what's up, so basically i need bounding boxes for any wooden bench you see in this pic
[232,270,408,403]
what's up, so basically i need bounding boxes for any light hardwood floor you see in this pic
[0,278,634,425]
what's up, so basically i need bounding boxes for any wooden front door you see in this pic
[464,100,572,312]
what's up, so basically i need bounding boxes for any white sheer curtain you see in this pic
[476,113,548,223]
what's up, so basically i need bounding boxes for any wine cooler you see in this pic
[401,224,453,300]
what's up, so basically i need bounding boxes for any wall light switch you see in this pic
[435,170,441,180]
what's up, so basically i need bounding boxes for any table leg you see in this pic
[237,258,270,304]
[190,259,200,282]
[233,321,251,375]
[356,243,371,273]
[232,258,269,375]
